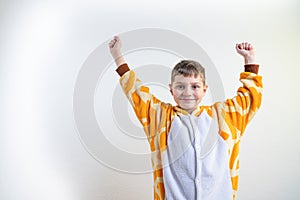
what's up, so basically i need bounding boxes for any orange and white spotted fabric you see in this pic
[117,63,263,200]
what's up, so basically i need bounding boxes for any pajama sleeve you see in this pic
[116,63,173,142]
[214,64,263,139]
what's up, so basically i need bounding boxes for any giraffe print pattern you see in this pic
[118,64,262,200]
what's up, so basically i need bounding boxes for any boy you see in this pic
[109,36,262,200]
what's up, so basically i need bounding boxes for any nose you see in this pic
[182,87,192,96]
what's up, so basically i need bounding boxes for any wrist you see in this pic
[114,55,126,67]
[112,51,122,60]
[244,56,255,65]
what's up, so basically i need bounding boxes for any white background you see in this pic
[1,0,299,199]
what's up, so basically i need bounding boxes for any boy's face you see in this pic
[169,74,207,114]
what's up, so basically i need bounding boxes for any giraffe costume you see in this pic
[116,63,262,200]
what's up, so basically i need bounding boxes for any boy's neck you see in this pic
[175,106,202,116]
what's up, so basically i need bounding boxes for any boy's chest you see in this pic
[167,111,220,159]
[162,111,232,199]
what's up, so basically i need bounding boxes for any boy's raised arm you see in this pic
[108,36,170,139]
[215,42,262,138]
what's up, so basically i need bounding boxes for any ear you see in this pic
[203,85,208,93]
[169,84,173,95]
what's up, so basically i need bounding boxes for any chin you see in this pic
[181,106,196,112]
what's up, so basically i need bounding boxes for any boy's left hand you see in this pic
[235,42,255,64]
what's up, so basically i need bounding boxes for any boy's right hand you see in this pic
[109,36,122,59]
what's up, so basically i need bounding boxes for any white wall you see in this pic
[1,0,299,199]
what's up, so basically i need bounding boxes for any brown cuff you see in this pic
[116,63,130,76]
[244,64,259,74]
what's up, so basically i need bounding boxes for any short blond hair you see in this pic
[171,60,206,84]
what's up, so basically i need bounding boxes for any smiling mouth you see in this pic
[180,99,195,101]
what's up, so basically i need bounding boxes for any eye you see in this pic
[176,85,184,89]
[192,85,201,89]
